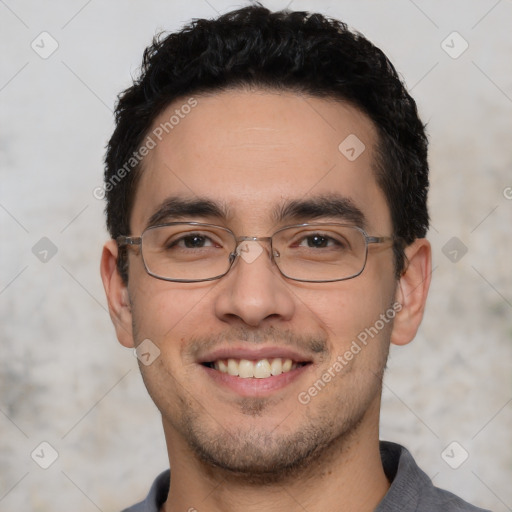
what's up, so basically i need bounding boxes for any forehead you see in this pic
[130,89,390,233]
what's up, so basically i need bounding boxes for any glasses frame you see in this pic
[116,221,395,283]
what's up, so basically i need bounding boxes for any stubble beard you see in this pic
[164,366,386,485]
[135,323,389,484]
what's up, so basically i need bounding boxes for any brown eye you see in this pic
[165,233,218,250]
[303,235,330,248]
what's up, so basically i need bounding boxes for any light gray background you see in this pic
[1,1,511,511]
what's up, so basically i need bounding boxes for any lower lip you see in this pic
[200,364,312,397]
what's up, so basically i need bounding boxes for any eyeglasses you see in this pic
[116,222,394,283]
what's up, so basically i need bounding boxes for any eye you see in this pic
[167,233,218,249]
[297,234,336,248]
[294,233,346,249]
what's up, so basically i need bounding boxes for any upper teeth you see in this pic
[214,358,296,379]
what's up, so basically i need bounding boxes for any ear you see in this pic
[100,240,135,348]
[391,238,431,346]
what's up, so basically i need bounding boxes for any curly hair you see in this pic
[104,4,429,283]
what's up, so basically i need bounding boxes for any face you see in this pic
[113,89,403,478]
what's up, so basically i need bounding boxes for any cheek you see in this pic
[128,274,212,345]
[301,284,389,336]
[296,266,397,360]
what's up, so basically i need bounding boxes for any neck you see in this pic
[160,403,389,512]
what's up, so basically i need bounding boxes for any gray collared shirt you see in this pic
[121,441,491,512]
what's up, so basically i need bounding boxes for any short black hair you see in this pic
[104,4,429,283]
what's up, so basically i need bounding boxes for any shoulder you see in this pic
[378,441,491,512]
[120,469,170,512]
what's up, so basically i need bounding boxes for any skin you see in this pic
[101,89,431,512]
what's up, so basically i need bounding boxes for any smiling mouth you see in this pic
[202,358,309,379]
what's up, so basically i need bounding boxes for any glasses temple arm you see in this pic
[116,236,142,248]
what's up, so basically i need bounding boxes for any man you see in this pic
[100,5,490,511]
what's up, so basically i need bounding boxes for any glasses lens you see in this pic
[141,224,235,281]
[139,223,368,283]
[273,225,367,282]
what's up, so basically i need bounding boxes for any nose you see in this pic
[213,240,296,327]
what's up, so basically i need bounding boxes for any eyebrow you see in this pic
[146,197,230,228]
[272,195,366,228]
[146,194,367,230]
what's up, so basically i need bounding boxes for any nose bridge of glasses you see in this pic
[232,236,279,262]
[235,235,272,242]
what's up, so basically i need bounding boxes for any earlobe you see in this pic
[390,238,432,346]
[100,240,135,348]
